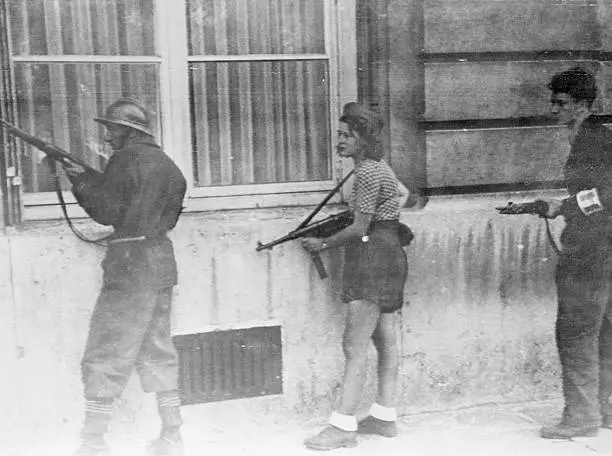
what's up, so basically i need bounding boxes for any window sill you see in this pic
[411,188,568,214]
[22,189,345,221]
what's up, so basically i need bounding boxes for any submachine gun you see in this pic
[256,171,355,279]
[495,199,560,255]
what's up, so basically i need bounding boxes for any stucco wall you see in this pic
[0,194,564,450]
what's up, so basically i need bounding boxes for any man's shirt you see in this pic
[71,139,187,289]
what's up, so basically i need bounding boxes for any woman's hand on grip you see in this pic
[301,237,326,253]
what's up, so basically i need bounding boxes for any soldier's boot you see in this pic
[73,435,110,456]
[148,390,184,456]
[540,422,599,439]
[147,435,184,456]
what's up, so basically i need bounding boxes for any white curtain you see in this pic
[9,0,158,193]
[187,0,331,186]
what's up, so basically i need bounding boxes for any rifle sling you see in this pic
[51,162,110,245]
[543,217,561,256]
[297,170,354,229]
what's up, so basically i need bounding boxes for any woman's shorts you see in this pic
[341,221,408,312]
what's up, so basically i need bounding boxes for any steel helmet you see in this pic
[94,98,153,136]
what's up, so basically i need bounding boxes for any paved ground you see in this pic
[9,398,612,455]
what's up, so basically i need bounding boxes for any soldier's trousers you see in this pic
[555,243,612,426]
[81,286,179,398]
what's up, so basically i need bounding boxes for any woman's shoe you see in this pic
[357,416,398,437]
[304,425,358,451]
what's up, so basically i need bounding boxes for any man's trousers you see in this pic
[555,242,612,425]
[81,286,179,398]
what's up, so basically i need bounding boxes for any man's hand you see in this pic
[537,198,563,219]
[62,161,86,179]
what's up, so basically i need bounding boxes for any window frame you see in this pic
[166,0,345,209]
[10,0,355,221]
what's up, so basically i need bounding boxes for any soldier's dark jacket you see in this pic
[71,139,187,290]
[560,116,612,249]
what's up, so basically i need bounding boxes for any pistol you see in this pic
[495,200,549,216]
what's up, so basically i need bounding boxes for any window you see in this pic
[9,0,161,199]
[187,1,331,187]
[3,0,348,219]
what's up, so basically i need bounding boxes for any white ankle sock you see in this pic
[369,403,397,422]
[329,411,357,431]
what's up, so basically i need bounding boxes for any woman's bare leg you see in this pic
[336,299,381,415]
[372,311,400,407]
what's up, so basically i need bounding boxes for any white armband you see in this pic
[576,188,604,215]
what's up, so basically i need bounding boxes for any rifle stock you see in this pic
[0,118,102,176]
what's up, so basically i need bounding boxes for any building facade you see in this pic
[1,0,611,452]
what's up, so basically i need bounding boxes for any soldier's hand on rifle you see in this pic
[537,198,563,219]
[301,237,326,253]
[62,161,86,179]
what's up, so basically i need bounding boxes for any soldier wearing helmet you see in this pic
[93,98,155,152]
[62,98,187,456]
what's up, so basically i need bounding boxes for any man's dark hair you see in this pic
[548,66,598,107]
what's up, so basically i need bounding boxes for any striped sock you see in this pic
[156,390,183,429]
[82,398,114,435]
[157,390,181,409]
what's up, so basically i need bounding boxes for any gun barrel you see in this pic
[255,211,353,252]
[0,118,100,175]
[256,233,298,251]
[496,200,549,216]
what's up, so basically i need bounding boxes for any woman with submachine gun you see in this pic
[295,102,411,450]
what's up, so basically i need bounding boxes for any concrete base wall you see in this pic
[0,192,564,449]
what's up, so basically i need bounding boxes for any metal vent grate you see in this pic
[173,326,282,404]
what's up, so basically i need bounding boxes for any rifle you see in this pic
[0,118,110,244]
[495,200,560,255]
[256,210,353,279]
[0,118,101,176]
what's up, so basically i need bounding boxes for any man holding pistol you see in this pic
[63,98,187,455]
[535,67,612,439]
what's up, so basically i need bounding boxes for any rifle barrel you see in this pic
[0,118,100,174]
[256,232,298,251]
